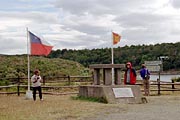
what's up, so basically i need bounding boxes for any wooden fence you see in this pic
[0,75,93,95]
[136,79,180,95]
[1,76,180,96]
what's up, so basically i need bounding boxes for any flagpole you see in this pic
[27,27,30,91]
[25,27,33,99]
[111,31,114,85]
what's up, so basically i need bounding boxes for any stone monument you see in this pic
[79,64,144,104]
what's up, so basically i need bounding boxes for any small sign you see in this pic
[112,88,134,98]
[145,61,162,72]
[146,65,160,72]
[145,61,162,65]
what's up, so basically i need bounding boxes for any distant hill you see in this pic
[49,42,180,71]
[0,55,89,79]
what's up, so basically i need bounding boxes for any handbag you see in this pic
[145,69,150,79]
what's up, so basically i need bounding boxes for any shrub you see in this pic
[171,77,180,82]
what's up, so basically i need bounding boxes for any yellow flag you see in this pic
[112,32,121,45]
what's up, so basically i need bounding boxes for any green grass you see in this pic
[0,94,109,120]
[71,96,108,103]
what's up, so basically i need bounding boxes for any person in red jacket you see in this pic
[124,62,137,85]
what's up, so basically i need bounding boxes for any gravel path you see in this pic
[83,95,180,120]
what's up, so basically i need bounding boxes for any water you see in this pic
[137,74,180,82]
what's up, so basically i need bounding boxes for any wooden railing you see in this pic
[136,79,180,95]
[1,76,180,96]
[0,75,93,95]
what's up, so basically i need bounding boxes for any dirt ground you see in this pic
[84,95,180,120]
[0,94,180,120]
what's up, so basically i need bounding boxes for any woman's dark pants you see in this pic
[32,86,42,101]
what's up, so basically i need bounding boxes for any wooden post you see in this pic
[68,75,71,86]
[157,78,160,95]
[43,76,46,85]
[172,80,175,92]
[17,76,20,96]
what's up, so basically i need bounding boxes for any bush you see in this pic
[71,96,108,103]
[171,77,180,82]
[0,80,9,86]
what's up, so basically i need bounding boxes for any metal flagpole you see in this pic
[25,27,33,99]
[27,27,30,91]
[111,31,115,85]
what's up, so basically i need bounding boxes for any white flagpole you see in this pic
[25,27,33,99]
[111,31,114,85]
[27,27,30,91]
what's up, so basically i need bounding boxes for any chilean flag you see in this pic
[28,31,53,56]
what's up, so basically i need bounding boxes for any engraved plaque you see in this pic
[112,88,134,98]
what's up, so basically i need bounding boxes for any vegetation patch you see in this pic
[0,55,90,86]
[49,42,180,71]
[172,77,180,82]
[71,95,108,103]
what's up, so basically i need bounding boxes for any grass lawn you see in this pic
[1,92,180,120]
[0,94,112,120]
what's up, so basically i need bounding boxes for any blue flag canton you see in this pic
[29,31,42,44]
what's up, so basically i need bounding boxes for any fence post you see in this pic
[172,80,175,92]
[17,76,20,96]
[43,76,46,85]
[157,78,160,95]
[68,75,71,86]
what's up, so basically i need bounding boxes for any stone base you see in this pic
[25,90,33,100]
[78,85,144,104]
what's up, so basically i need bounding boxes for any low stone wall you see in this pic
[79,85,144,104]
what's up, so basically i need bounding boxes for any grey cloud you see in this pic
[170,0,180,8]
[53,0,168,43]
[52,40,88,49]
[122,28,162,41]
[113,12,173,45]
[1,0,180,55]
[115,13,168,28]
[121,23,172,45]
[62,24,108,35]
[59,13,111,36]
[27,12,59,24]
[51,32,107,50]
[54,0,95,15]
[54,0,157,15]
[0,36,26,55]
[0,11,59,24]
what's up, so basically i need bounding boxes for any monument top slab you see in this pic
[89,64,125,69]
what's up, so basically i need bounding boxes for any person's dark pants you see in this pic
[33,86,42,101]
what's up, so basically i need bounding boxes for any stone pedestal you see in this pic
[79,85,143,104]
[90,64,125,85]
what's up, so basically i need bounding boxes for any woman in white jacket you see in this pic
[31,70,43,101]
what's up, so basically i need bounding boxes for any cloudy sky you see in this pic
[0,0,180,55]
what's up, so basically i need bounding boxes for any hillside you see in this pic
[0,55,89,79]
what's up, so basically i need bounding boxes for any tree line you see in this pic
[49,42,180,71]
